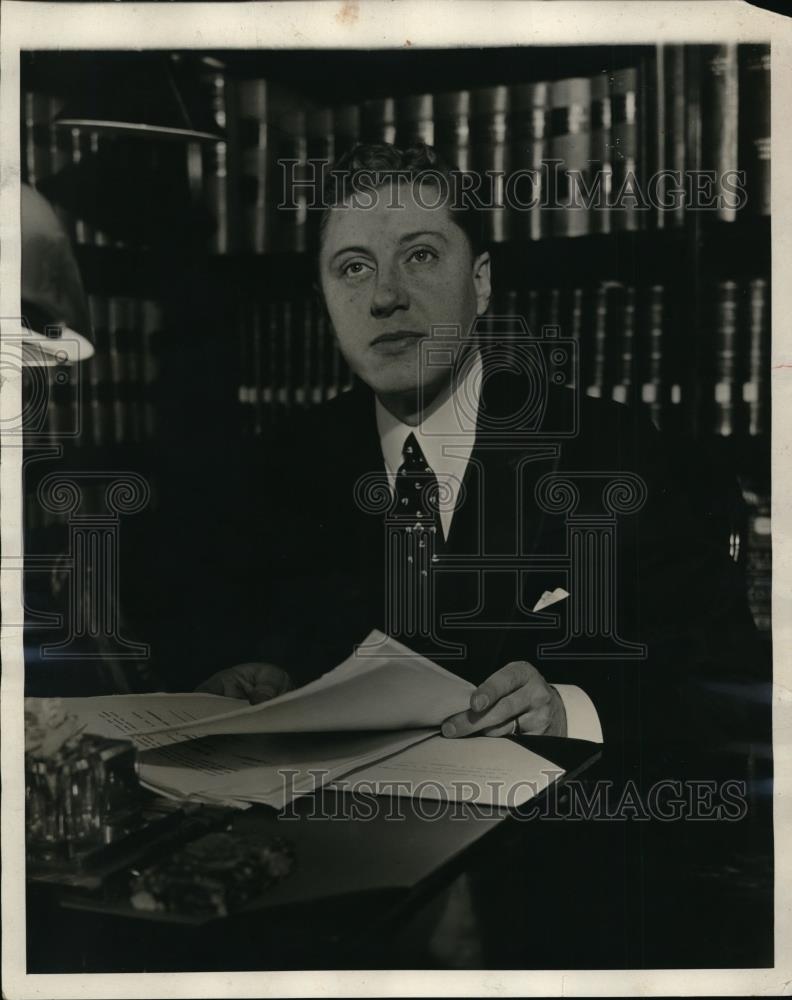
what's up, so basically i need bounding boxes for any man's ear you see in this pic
[472,251,492,316]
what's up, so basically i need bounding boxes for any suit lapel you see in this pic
[439,360,566,679]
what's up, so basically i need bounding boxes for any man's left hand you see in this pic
[441,660,567,738]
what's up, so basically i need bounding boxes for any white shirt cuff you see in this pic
[551,684,603,743]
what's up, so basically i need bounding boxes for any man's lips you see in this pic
[370,330,425,346]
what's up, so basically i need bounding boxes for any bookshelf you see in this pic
[19,43,772,689]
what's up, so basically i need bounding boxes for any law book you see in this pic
[542,287,562,331]
[140,298,163,440]
[273,104,309,253]
[360,97,397,144]
[238,79,302,253]
[469,85,510,243]
[661,44,687,229]
[306,104,335,206]
[264,300,279,413]
[523,287,540,334]
[238,77,272,253]
[549,76,591,239]
[739,43,770,218]
[700,45,740,223]
[586,281,610,398]
[312,300,325,405]
[21,90,51,187]
[508,81,550,241]
[247,301,264,435]
[588,72,612,234]
[711,279,740,436]
[395,93,434,148]
[640,284,666,429]
[333,103,361,159]
[106,296,129,445]
[611,285,636,405]
[85,295,109,447]
[742,488,771,636]
[201,66,241,254]
[433,90,471,173]
[609,67,640,232]
[743,277,770,437]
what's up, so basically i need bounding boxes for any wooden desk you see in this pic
[26,740,773,972]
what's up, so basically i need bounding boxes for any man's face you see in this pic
[318,180,491,402]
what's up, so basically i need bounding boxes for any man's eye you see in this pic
[342,261,372,277]
[408,248,437,264]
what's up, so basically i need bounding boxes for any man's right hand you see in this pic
[196,663,293,704]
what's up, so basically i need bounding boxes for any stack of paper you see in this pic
[59,632,473,808]
[57,631,573,809]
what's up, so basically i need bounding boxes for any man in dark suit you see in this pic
[200,143,766,762]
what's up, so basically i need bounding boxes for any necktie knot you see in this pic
[394,432,441,528]
[401,432,432,474]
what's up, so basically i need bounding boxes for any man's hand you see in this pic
[196,663,293,704]
[441,660,567,738]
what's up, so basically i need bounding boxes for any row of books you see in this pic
[741,483,771,637]
[22,43,769,255]
[232,276,769,440]
[202,43,769,252]
[23,295,165,448]
[23,272,769,448]
[20,92,129,249]
[236,297,354,434]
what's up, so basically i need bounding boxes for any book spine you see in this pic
[587,282,609,398]
[107,296,128,445]
[641,284,666,429]
[609,67,640,232]
[559,285,585,389]
[264,300,279,414]
[549,77,592,239]
[743,490,771,635]
[203,68,239,253]
[433,91,470,173]
[360,98,396,144]
[301,298,314,408]
[508,82,550,241]
[281,301,293,408]
[65,126,94,246]
[238,78,274,254]
[22,91,52,187]
[700,45,740,223]
[662,45,687,228]
[125,297,143,444]
[141,298,162,440]
[711,279,739,436]
[86,294,109,448]
[314,301,327,406]
[469,86,511,243]
[542,287,561,330]
[588,73,612,235]
[743,277,770,437]
[333,103,361,160]
[739,43,771,218]
[307,105,335,215]
[612,285,636,404]
[395,94,434,148]
[274,106,308,253]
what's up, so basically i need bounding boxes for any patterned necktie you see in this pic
[388,432,443,639]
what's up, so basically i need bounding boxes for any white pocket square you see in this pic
[532,587,570,612]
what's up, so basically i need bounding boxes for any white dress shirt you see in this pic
[374,351,602,743]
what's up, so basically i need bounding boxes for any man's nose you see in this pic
[370,267,409,317]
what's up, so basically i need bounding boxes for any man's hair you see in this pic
[314,142,487,258]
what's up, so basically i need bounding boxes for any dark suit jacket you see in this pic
[234,358,767,770]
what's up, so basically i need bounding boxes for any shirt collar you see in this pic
[375,350,482,478]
